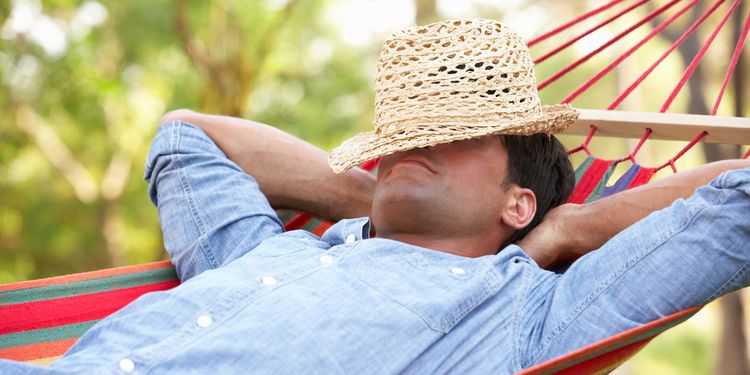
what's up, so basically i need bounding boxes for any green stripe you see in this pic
[574,155,596,185]
[584,162,617,203]
[276,209,297,223]
[0,267,178,306]
[0,320,99,349]
[303,217,325,231]
[539,311,697,375]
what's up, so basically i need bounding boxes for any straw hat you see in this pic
[328,19,579,174]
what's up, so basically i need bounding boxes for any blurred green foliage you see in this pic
[0,0,379,280]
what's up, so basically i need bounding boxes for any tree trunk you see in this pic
[716,292,750,375]
[651,3,749,373]
[415,0,438,25]
[713,2,749,374]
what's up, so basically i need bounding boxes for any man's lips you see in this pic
[394,156,436,174]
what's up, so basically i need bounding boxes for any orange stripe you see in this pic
[311,221,334,237]
[555,340,650,374]
[0,261,173,292]
[0,337,78,361]
[593,355,634,374]
[518,305,702,374]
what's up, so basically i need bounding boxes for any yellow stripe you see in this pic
[24,355,62,366]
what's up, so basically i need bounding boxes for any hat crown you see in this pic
[327,19,579,175]
[374,19,541,136]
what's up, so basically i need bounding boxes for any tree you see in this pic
[0,0,374,280]
[649,2,749,373]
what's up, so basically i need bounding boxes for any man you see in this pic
[3,18,750,374]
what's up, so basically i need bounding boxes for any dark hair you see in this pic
[499,134,575,248]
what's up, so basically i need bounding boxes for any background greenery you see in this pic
[1,0,748,373]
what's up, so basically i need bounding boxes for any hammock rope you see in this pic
[533,0,651,64]
[561,0,698,104]
[712,9,750,115]
[661,0,743,113]
[621,128,652,165]
[562,0,699,162]
[648,0,743,172]
[536,0,681,91]
[655,131,709,173]
[557,0,742,170]
[527,0,630,47]
[608,0,727,110]
[566,124,597,155]
[586,0,730,169]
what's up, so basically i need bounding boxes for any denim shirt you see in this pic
[4,122,750,374]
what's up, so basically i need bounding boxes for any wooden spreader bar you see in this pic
[565,109,750,145]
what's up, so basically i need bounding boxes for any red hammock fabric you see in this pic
[0,260,702,373]
[0,262,178,364]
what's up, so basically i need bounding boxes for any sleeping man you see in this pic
[3,18,750,374]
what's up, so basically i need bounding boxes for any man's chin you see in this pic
[374,183,436,212]
[378,176,431,198]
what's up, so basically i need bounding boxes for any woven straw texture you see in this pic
[329,18,579,173]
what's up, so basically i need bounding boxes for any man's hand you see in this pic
[518,203,581,269]
[159,109,375,221]
[520,159,750,270]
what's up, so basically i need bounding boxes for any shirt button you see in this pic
[450,267,466,276]
[261,275,278,286]
[345,234,356,244]
[319,255,333,264]
[118,358,135,373]
[196,314,213,328]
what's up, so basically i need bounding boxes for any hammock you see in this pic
[2,1,750,373]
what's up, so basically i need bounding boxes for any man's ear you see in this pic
[500,187,537,229]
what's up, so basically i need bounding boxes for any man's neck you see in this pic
[377,231,502,258]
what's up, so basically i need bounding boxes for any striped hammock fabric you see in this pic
[0,259,701,373]
[0,261,178,365]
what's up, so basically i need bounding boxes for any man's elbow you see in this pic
[159,109,197,127]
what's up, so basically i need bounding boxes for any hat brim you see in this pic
[328,104,579,174]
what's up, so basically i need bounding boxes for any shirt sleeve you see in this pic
[144,120,283,281]
[519,167,750,368]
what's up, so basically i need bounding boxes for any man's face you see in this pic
[371,135,517,254]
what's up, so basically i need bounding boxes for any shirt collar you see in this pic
[322,219,538,267]
[321,217,371,246]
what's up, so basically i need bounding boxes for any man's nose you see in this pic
[412,147,440,164]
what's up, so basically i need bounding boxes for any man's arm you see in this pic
[520,159,750,269]
[160,109,375,222]
[519,164,750,369]
[146,121,287,280]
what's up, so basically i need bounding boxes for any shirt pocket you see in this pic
[353,251,503,333]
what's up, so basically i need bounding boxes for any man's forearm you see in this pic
[573,159,750,248]
[526,159,750,268]
[159,110,375,221]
